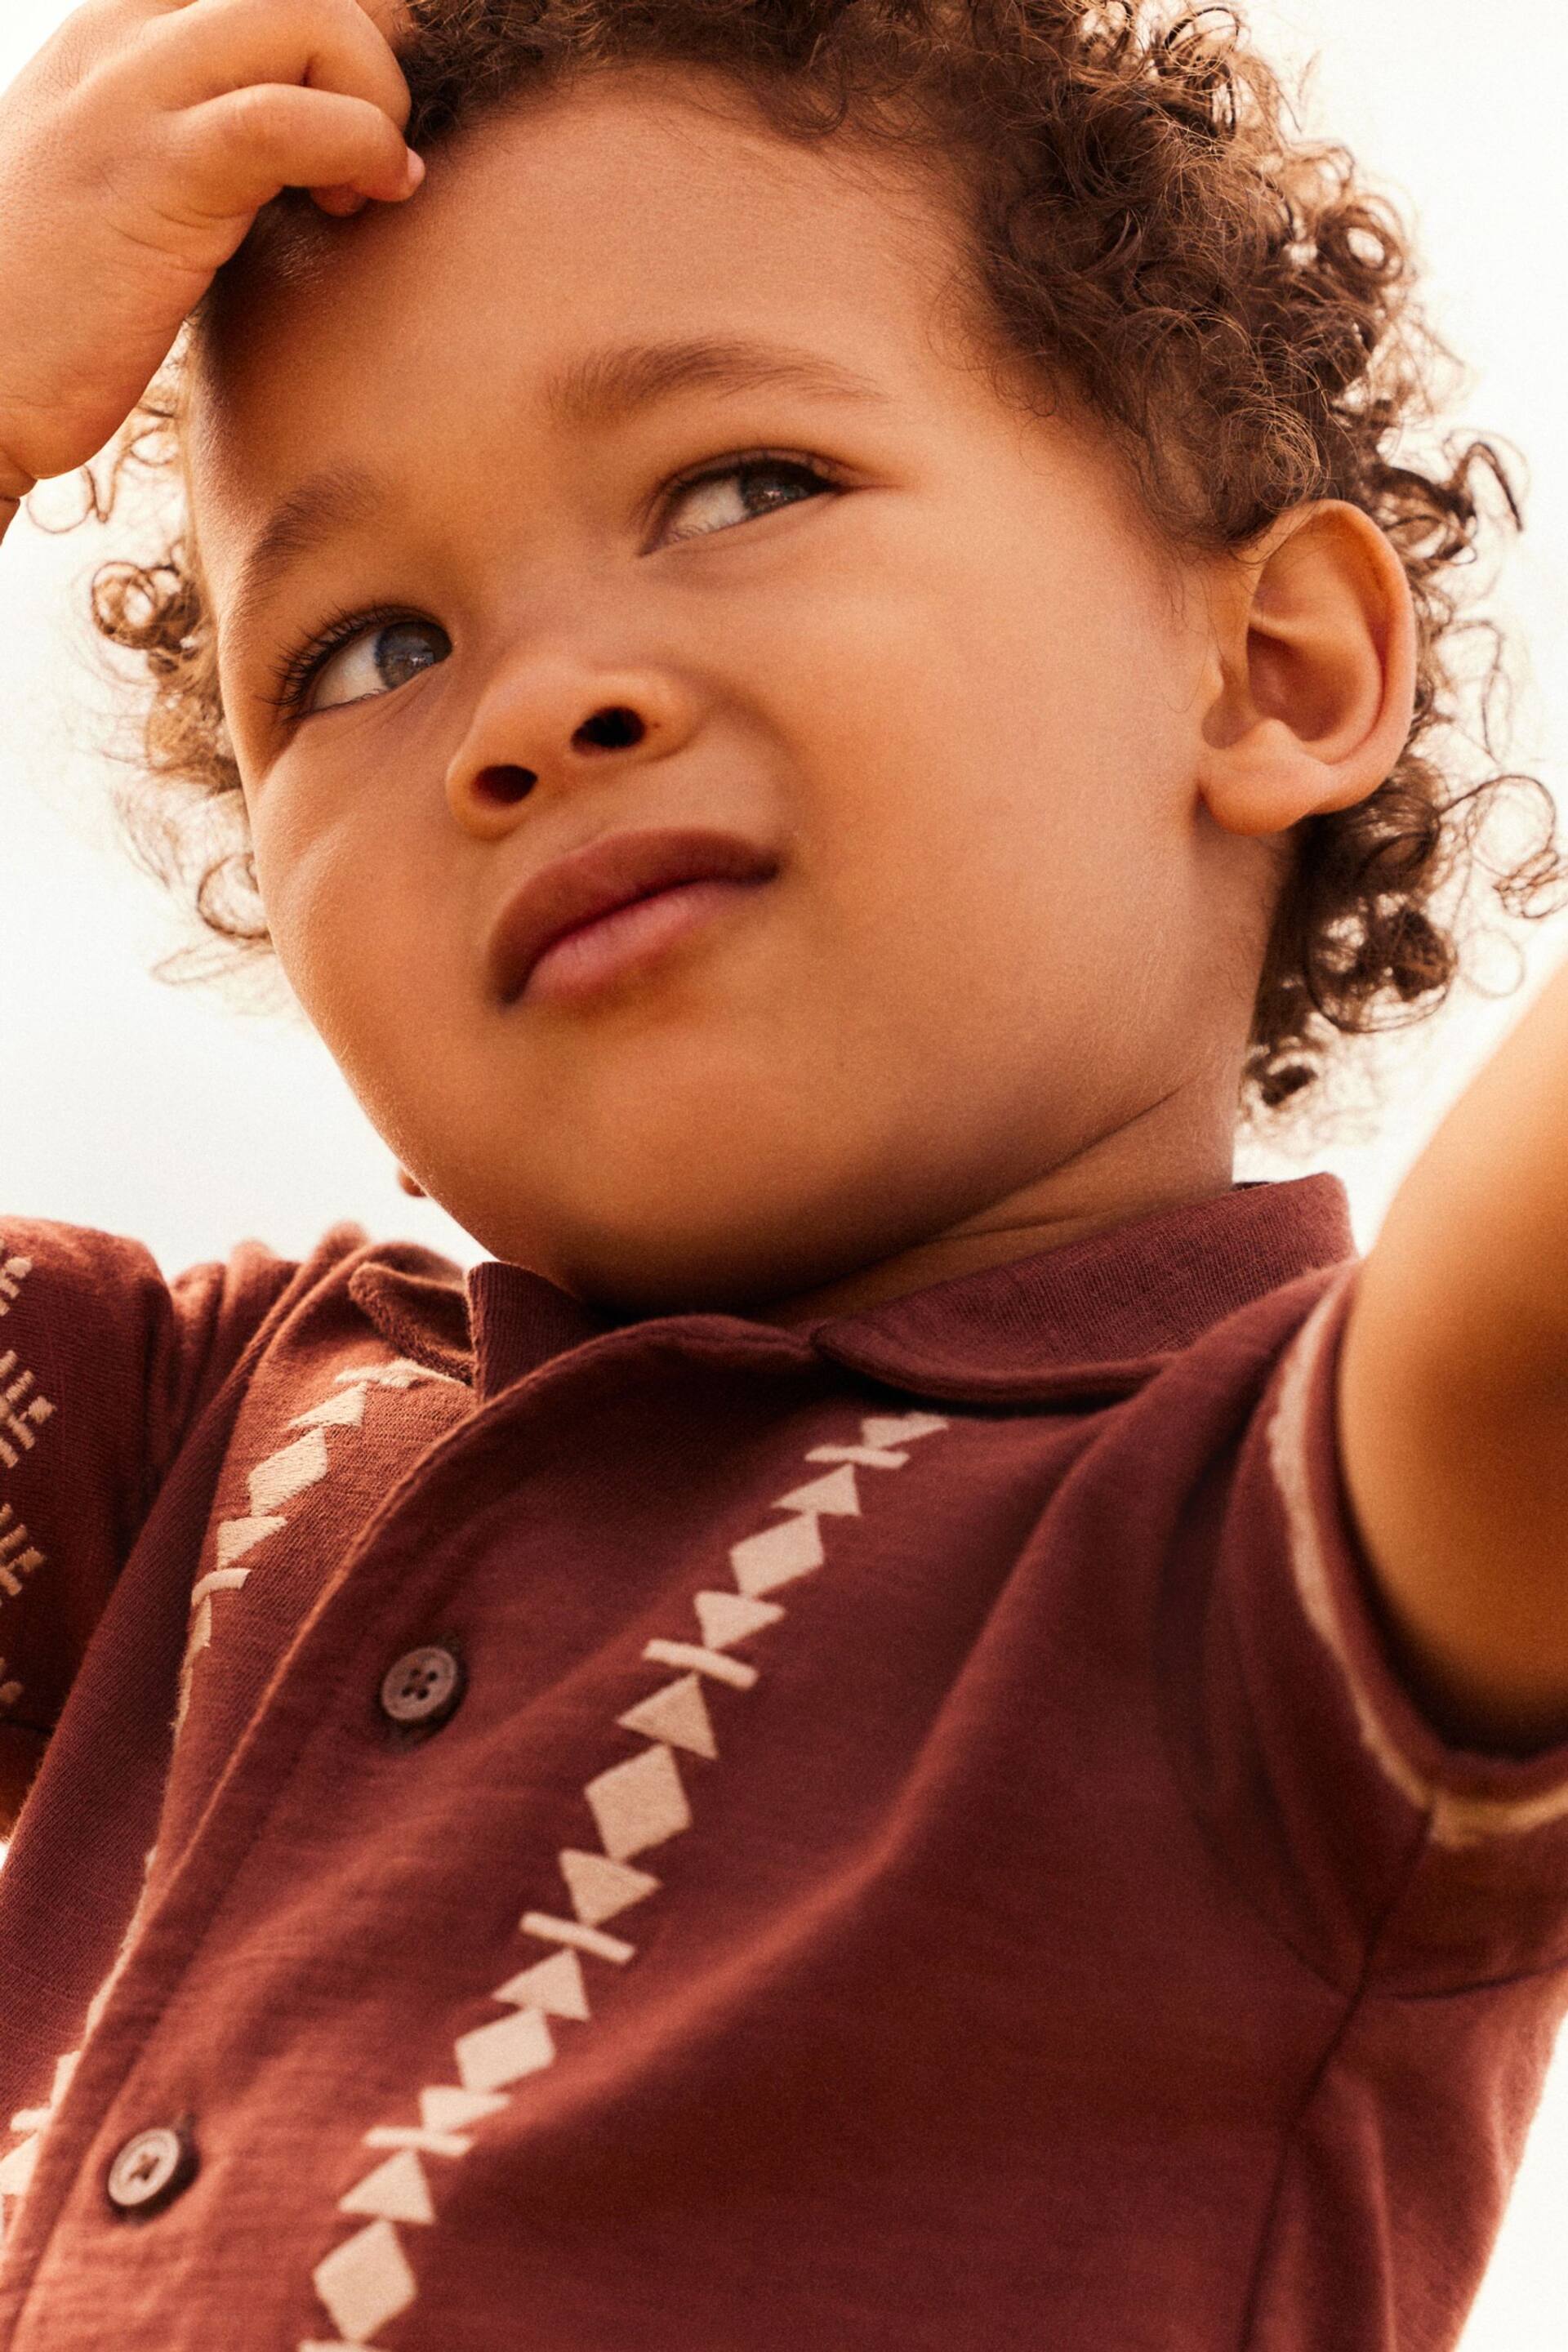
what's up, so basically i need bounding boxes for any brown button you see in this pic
[105,2121,198,2216]
[379,1642,465,1730]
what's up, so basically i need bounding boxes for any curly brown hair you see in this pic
[79,0,1566,1130]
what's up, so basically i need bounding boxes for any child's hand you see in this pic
[0,0,421,506]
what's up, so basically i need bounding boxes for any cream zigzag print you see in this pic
[0,1507,46,1609]
[0,1254,96,2246]
[298,1407,951,2350]
[0,1840,159,2252]
[174,1357,465,1737]
[0,1357,54,1473]
[0,1351,464,2252]
[0,1257,53,1726]
[0,2047,74,2250]
[0,1505,44,1714]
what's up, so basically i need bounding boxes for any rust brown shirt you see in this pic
[0,1175,1563,2350]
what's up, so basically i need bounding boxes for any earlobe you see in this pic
[1196,500,1419,840]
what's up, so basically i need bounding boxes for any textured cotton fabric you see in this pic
[0,1175,1564,2350]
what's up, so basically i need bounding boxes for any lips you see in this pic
[488,826,780,1005]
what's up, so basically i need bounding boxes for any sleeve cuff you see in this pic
[1269,1262,1568,1854]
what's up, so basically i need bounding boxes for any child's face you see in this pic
[190,68,1275,1316]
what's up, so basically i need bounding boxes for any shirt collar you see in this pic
[411,1174,1354,1407]
[805,1173,1354,1403]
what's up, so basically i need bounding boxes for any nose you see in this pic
[443,652,700,839]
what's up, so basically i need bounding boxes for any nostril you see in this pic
[474,764,537,805]
[573,706,645,752]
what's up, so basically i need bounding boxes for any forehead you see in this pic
[188,69,976,543]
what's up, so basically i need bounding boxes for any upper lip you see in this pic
[488,825,781,1004]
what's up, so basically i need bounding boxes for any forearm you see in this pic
[1337,951,1568,1749]
[1365,949,1568,1390]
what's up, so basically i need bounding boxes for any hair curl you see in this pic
[81,0,1566,1129]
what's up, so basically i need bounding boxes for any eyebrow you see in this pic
[541,333,886,433]
[223,335,889,657]
[223,461,385,662]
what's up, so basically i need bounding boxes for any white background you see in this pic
[0,4,1565,2340]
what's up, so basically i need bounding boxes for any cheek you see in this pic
[754,472,1186,805]
[247,780,408,1044]
[747,531,1187,954]
[246,785,332,1000]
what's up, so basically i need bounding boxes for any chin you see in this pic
[420,1080,961,1316]
[531,1169,960,1321]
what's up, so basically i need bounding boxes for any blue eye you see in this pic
[661,457,837,544]
[264,454,836,724]
[310,616,451,706]
[265,608,450,720]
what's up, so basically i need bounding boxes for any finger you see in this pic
[136,0,411,133]
[167,82,420,216]
[349,0,416,55]
[311,148,423,216]
[131,0,412,37]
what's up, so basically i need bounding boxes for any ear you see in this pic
[396,1167,427,1199]
[1196,500,1418,839]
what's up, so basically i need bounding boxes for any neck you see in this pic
[754,1081,1238,1329]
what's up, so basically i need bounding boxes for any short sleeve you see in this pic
[1163,1261,1568,1993]
[0,1217,306,1822]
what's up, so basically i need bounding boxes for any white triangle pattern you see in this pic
[216,1515,287,1570]
[616,1673,717,1760]
[773,1464,862,1518]
[291,1385,370,1432]
[421,2087,509,2134]
[693,1590,783,1650]
[728,1511,826,1599]
[492,1947,590,2020]
[189,1566,252,1611]
[313,2216,417,2342]
[301,1406,949,2352]
[559,1848,661,1927]
[806,1441,909,1469]
[863,1412,949,1446]
[453,2005,555,2096]
[248,1427,331,1516]
[181,1597,213,1675]
[0,1849,158,2252]
[584,1741,692,1861]
[176,1353,460,1740]
[338,2146,435,2226]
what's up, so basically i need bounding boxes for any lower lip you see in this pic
[520,876,769,1005]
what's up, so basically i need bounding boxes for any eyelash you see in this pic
[260,598,413,719]
[259,449,844,721]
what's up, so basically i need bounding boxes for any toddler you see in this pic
[0,1,1564,2345]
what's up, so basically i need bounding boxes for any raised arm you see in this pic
[1338,951,1568,1753]
[0,0,424,1812]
